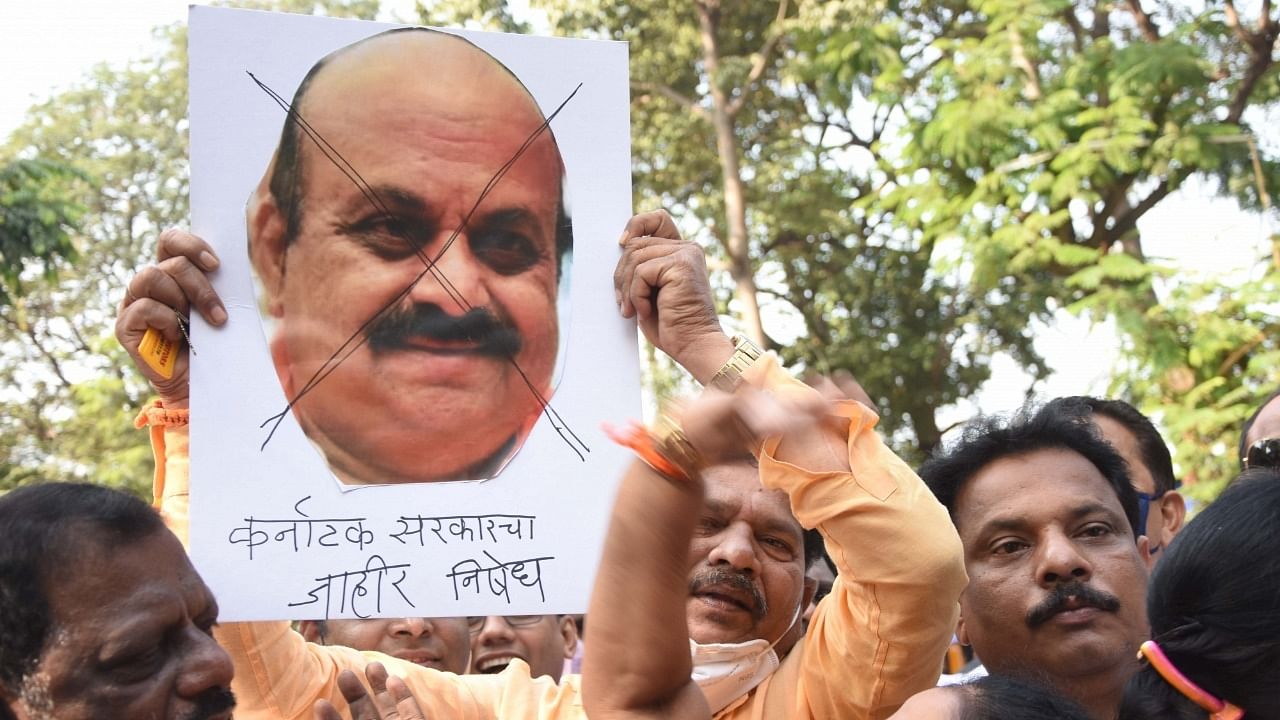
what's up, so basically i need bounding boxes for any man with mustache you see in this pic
[245,27,572,484]
[0,483,236,720]
[918,403,1152,720]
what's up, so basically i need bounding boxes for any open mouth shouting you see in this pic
[473,651,525,674]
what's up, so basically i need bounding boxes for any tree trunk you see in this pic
[696,0,767,346]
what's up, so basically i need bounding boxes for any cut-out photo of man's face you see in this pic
[245,27,573,485]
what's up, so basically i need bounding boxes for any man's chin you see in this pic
[1013,630,1135,678]
[687,610,754,646]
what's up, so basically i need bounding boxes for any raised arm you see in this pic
[606,211,966,719]
[583,389,831,720]
[754,364,967,718]
[588,211,856,719]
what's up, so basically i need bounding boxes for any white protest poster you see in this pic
[187,6,637,621]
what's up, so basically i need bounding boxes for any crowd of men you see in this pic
[4,24,1280,720]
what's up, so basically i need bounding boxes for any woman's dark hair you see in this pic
[1118,469,1280,719]
[956,674,1093,719]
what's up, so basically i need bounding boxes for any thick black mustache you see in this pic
[689,567,769,622]
[180,686,236,720]
[366,302,521,357]
[1026,580,1121,628]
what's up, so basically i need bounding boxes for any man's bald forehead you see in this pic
[265,26,558,247]
[299,28,538,114]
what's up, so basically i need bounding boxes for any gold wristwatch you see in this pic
[708,334,763,393]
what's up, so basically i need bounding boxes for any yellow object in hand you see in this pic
[138,327,178,380]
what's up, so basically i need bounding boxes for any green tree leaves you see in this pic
[0,159,86,306]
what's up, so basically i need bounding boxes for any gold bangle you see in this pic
[604,416,705,483]
[708,335,763,393]
[652,413,705,481]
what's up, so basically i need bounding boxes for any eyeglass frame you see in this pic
[466,615,547,633]
[1135,490,1164,535]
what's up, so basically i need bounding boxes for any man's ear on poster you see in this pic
[247,152,288,318]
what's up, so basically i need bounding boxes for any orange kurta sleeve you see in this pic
[717,356,967,720]
[215,619,587,720]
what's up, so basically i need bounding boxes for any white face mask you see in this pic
[689,637,779,714]
[689,606,800,713]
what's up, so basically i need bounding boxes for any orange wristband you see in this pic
[605,421,695,482]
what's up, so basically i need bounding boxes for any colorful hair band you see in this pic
[1138,640,1244,720]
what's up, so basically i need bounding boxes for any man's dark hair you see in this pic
[958,674,1093,720]
[1118,468,1280,719]
[266,27,573,275]
[1046,396,1177,494]
[0,483,166,698]
[1238,387,1280,468]
[919,401,1141,538]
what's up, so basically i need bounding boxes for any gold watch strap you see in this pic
[708,334,763,393]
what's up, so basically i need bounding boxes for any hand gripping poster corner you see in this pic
[187,5,638,620]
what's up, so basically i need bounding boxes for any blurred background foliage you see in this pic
[1,0,1276,503]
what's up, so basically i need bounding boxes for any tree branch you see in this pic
[1092,0,1112,39]
[1125,0,1161,42]
[1061,7,1086,52]
[631,81,710,122]
[1216,330,1265,377]
[1,314,72,390]
[1224,22,1279,123]
[725,0,790,118]
[1009,23,1043,100]
[1224,0,1252,44]
[1108,181,1174,242]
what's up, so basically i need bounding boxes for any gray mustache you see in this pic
[689,567,768,621]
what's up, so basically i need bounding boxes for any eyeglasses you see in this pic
[467,615,545,633]
[1242,437,1280,469]
[1136,490,1164,532]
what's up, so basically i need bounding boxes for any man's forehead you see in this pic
[703,465,801,531]
[954,448,1123,535]
[1091,415,1155,494]
[293,31,559,189]
[307,30,536,113]
[48,532,212,636]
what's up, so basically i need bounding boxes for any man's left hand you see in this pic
[313,663,429,720]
